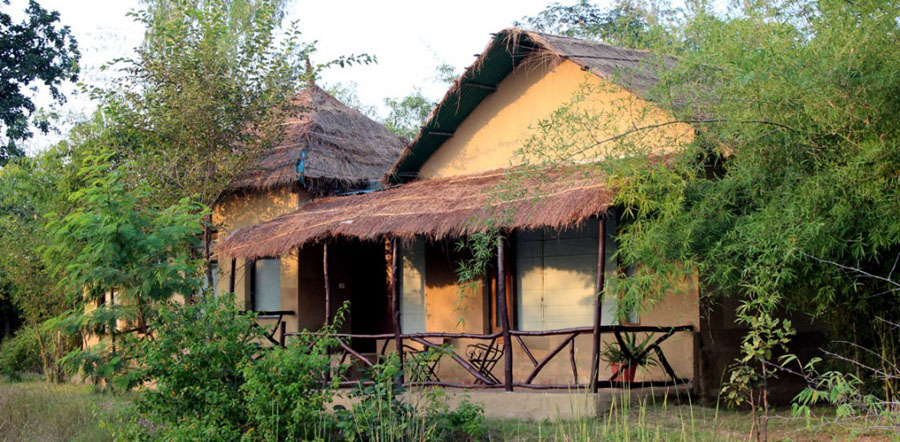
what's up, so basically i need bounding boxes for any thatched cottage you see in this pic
[211,85,407,335]
[216,29,718,394]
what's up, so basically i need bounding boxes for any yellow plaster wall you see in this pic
[418,59,694,179]
[407,253,699,387]
[423,242,488,335]
[213,187,309,327]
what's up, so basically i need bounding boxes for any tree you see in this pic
[467,0,900,435]
[95,0,372,292]
[0,0,79,164]
[383,90,434,140]
[514,0,675,49]
[382,63,456,140]
[43,146,205,385]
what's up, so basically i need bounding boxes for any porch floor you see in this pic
[329,383,694,420]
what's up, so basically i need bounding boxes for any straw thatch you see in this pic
[230,85,407,194]
[216,166,613,259]
[388,28,697,182]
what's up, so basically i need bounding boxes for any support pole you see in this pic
[323,242,333,383]
[591,217,608,393]
[497,237,513,392]
[228,257,236,294]
[323,242,331,326]
[389,238,404,383]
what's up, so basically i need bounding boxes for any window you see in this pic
[400,238,426,333]
[252,258,281,312]
[516,220,610,331]
[202,262,220,296]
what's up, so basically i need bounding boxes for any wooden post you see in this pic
[322,242,333,383]
[497,237,513,392]
[590,217,608,393]
[279,321,286,348]
[388,238,405,383]
[228,257,236,293]
[323,242,331,326]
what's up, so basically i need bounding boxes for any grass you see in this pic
[1,378,897,441]
[482,394,898,442]
[0,376,129,442]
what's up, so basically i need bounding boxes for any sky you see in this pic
[13,0,569,154]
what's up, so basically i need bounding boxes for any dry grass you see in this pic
[217,165,612,259]
[0,378,128,442]
[484,400,897,441]
[230,85,407,194]
[2,378,895,441]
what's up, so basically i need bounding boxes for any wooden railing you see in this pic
[283,324,694,391]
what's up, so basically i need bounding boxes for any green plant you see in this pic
[0,326,42,380]
[335,354,486,441]
[240,308,349,442]
[600,332,659,368]
[121,292,264,441]
[335,354,423,441]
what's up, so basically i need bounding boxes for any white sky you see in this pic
[14,0,567,154]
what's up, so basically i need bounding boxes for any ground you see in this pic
[0,377,127,441]
[0,378,895,441]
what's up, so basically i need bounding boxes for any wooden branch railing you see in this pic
[251,310,294,347]
[284,324,694,391]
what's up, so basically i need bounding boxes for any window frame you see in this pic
[249,257,282,314]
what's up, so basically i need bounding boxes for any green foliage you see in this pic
[515,0,676,49]
[0,0,80,163]
[0,326,42,379]
[336,354,418,441]
[383,90,434,140]
[335,354,485,441]
[599,332,660,367]
[0,149,74,325]
[121,292,264,440]
[382,63,456,140]
[240,321,345,441]
[38,147,205,386]
[44,148,204,308]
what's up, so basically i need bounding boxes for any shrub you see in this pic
[123,292,264,441]
[0,326,42,380]
[241,327,344,441]
[335,354,486,441]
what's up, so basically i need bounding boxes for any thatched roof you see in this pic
[230,86,407,194]
[388,28,691,183]
[216,166,613,259]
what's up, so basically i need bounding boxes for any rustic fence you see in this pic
[279,324,694,391]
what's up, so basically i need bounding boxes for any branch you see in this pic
[566,118,799,159]
[799,251,900,289]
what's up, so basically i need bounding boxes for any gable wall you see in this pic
[418,59,693,179]
[213,187,310,332]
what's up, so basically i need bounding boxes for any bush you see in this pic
[335,354,485,441]
[241,328,344,441]
[0,326,45,380]
[123,292,264,441]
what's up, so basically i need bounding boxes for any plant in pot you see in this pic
[600,332,659,383]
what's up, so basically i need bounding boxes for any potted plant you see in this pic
[600,332,659,383]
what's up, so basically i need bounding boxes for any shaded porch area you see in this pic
[217,166,700,392]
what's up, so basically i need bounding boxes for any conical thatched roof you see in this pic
[388,28,700,182]
[230,86,407,194]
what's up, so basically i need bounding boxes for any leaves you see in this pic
[0,0,80,162]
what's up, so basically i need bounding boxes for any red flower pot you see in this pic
[610,362,637,383]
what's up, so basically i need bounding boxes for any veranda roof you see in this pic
[215,166,613,259]
[230,86,407,194]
